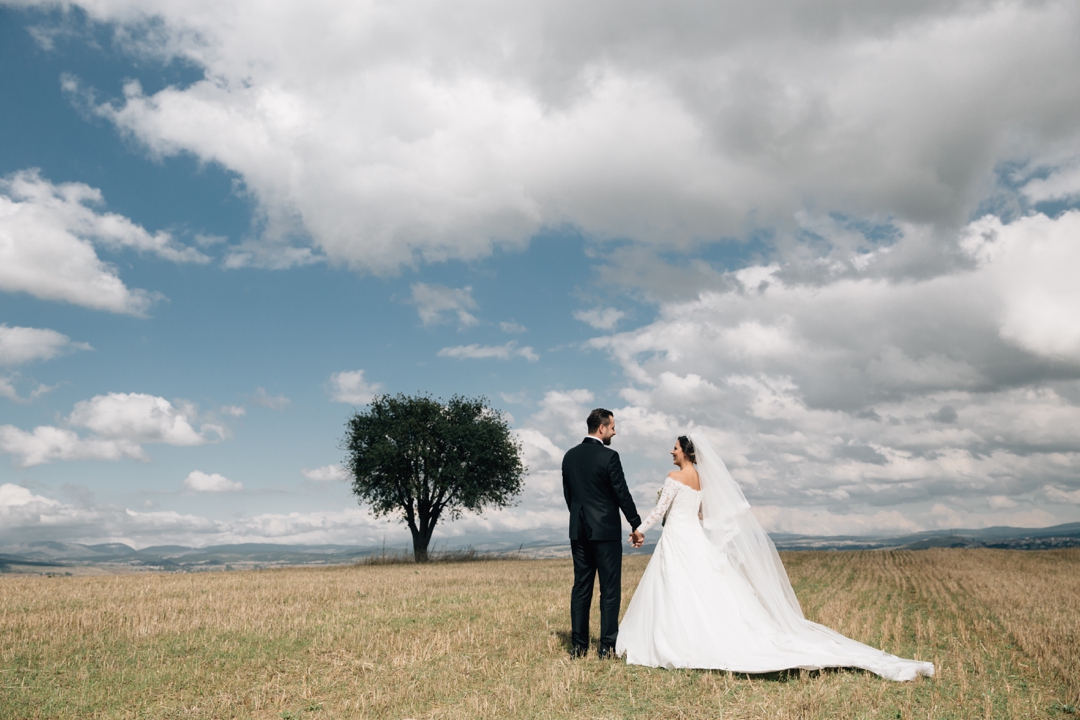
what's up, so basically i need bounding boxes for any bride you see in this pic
[616,434,934,681]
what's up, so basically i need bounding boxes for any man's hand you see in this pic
[629,530,644,548]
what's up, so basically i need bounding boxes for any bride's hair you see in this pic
[677,435,697,464]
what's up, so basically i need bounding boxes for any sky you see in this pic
[2,0,1080,549]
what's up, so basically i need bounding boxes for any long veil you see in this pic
[691,432,806,635]
[690,432,934,680]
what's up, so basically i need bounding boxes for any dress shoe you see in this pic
[570,646,588,658]
[597,645,616,659]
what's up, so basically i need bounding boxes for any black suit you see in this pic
[562,437,641,654]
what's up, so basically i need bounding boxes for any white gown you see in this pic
[616,477,934,681]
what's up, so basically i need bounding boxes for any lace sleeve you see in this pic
[637,478,681,534]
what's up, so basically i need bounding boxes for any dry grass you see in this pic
[2,548,1078,719]
[357,546,522,565]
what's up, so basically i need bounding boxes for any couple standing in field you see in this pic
[561,407,934,681]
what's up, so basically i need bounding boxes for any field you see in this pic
[2,549,1078,719]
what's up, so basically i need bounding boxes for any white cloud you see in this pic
[1045,486,1080,505]
[751,506,924,537]
[526,389,595,446]
[183,470,243,493]
[543,208,1080,534]
[0,324,91,365]
[0,169,206,314]
[1023,160,1080,203]
[515,428,563,470]
[327,369,382,404]
[0,392,224,467]
[437,341,539,362]
[301,464,349,482]
[220,405,246,417]
[0,482,406,547]
[0,378,18,402]
[988,495,1018,509]
[961,212,1080,361]
[1,482,58,514]
[0,482,230,546]
[68,393,220,445]
[0,425,141,466]
[500,321,526,333]
[410,283,479,327]
[0,376,53,404]
[21,0,1078,272]
[574,307,625,330]
[7,0,1080,540]
[249,387,290,410]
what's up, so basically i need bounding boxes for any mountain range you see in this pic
[2,522,1078,575]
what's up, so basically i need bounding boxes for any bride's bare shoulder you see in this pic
[667,468,701,491]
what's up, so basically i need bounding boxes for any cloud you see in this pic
[0,392,224,467]
[0,425,141,466]
[183,470,243,492]
[0,169,207,314]
[410,283,479,327]
[499,208,1080,535]
[249,387,290,410]
[596,211,1080,407]
[437,341,539,362]
[9,0,1080,540]
[23,0,1078,272]
[0,376,53,404]
[515,428,564,471]
[0,324,91,365]
[500,321,527,333]
[526,389,596,446]
[327,370,382,404]
[1023,159,1080,203]
[301,464,349,482]
[68,393,220,445]
[574,307,625,330]
[961,212,1080,361]
[0,482,406,547]
[0,482,229,546]
[1045,486,1080,505]
[0,475,577,548]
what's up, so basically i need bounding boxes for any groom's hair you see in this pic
[586,408,613,433]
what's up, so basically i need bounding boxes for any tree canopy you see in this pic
[343,394,526,562]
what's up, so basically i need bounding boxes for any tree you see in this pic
[344,394,526,562]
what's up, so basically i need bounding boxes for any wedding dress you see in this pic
[616,434,934,681]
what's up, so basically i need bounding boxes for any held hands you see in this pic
[629,530,645,548]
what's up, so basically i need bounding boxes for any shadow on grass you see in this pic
[549,629,868,682]
[717,666,866,683]
[553,630,612,657]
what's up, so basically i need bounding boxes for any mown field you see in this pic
[2,548,1078,720]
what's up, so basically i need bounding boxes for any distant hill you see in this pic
[2,522,1078,574]
[769,521,1080,551]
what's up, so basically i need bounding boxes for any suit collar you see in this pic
[582,436,604,445]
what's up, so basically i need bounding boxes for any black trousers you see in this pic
[570,539,622,651]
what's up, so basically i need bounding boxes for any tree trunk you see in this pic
[411,526,432,563]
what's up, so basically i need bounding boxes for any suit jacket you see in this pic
[562,437,642,541]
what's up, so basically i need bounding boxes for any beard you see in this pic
[602,437,612,446]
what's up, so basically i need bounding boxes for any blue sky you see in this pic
[3,0,1080,548]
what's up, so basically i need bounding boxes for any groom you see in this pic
[562,408,643,658]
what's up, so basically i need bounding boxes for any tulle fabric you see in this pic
[616,435,934,681]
